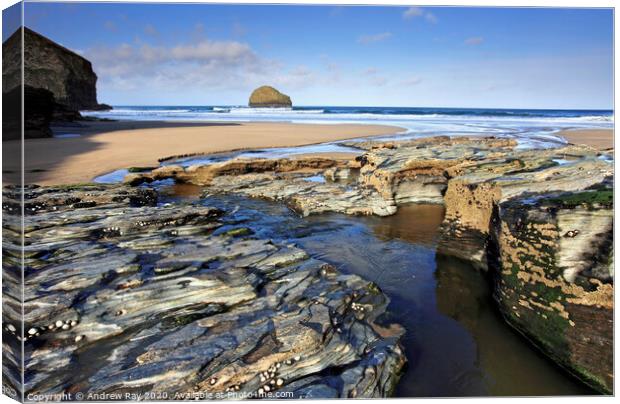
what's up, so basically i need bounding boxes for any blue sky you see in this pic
[14,2,614,109]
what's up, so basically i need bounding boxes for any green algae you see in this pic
[367,282,382,295]
[128,166,158,173]
[222,227,253,237]
[544,190,613,209]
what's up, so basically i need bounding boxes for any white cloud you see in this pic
[403,7,424,20]
[362,67,388,86]
[86,38,327,97]
[87,39,257,73]
[464,36,484,45]
[425,12,438,24]
[358,32,392,45]
[169,41,255,62]
[403,7,437,23]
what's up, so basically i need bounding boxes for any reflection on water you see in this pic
[371,204,445,248]
[434,256,593,396]
[158,181,203,201]
[162,185,594,397]
[303,175,327,183]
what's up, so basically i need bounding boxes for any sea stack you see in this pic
[248,85,292,108]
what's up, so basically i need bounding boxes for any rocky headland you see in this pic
[249,86,292,108]
[2,27,111,140]
[125,136,614,393]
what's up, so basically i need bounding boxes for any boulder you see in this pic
[249,85,292,107]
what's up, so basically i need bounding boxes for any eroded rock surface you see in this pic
[354,138,614,393]
[492,189,613,393]
[2,184,405,399]
[127,136,614,393]
[125,157,398,217]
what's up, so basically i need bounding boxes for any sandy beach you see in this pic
[3,121,402,185]
[3,123,612,186]
[557,129,614,150]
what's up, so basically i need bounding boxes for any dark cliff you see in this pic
[3,86,55,139]
[3,27,109,111]
[2,27,110,140]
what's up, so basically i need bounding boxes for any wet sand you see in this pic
[3,120,402,185]
[558,129,613,150]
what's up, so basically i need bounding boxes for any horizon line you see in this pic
[102,104,614,112]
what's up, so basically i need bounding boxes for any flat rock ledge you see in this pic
[2,184,406,399]
[127,136,614,393]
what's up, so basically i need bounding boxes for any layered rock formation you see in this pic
[2,184,405,398]
[249,86,292,107]
[125,157,397,217]
[130,136,613,393]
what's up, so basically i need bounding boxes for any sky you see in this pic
[9,2,614,109]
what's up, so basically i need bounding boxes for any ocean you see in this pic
[83,106,613,150]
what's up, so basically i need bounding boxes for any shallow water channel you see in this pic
[156,182,595,397]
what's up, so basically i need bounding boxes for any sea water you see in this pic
[92,106,613,184]
[83,105,613,150]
